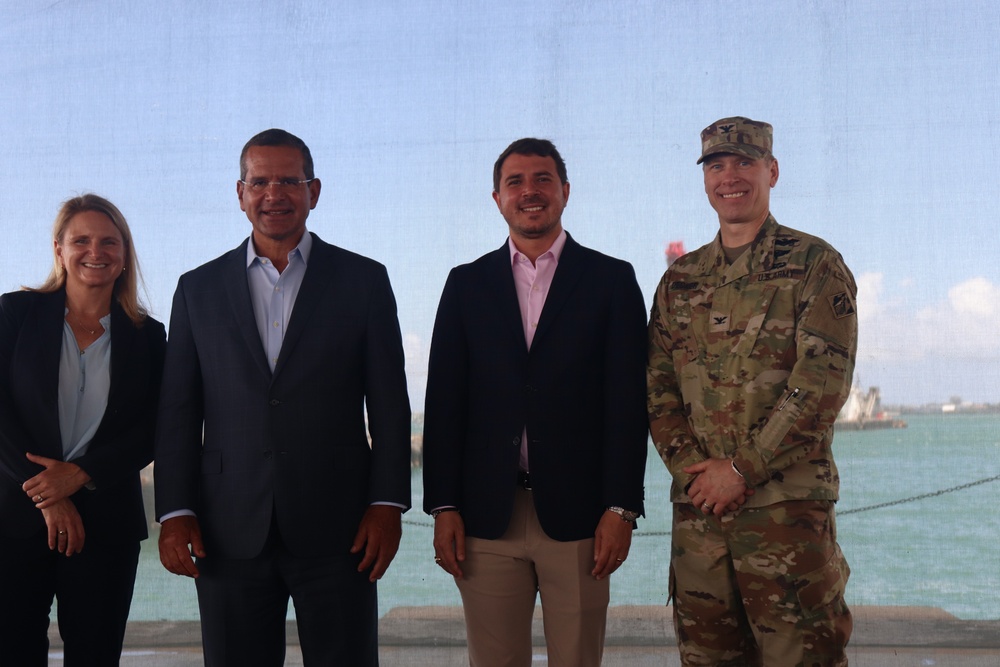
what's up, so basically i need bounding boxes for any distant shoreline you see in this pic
[891,404,1000,414]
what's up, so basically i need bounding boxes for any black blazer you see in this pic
[154,233,412,559]
[422,234,649,541]
[0,289,166,542]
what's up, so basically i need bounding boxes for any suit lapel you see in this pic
[27,292,67,457]
[531,234,585,351]
[224,240,272,380]
[273,233,333,378]
[105,302,135,418]
[488,243,530,353]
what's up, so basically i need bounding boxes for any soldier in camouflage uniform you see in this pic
[647,117,857,666]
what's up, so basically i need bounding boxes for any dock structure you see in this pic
[49,605,1000,666]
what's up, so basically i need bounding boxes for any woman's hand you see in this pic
[22,452,91,508]
[40,498,85,556]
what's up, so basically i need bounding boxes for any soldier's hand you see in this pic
[684,458,753,517]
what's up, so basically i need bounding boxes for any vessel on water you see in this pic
[836,385,907,431]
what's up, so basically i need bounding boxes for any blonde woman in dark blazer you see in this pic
[0,194,166,666]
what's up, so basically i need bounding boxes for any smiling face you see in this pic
[703,153,779,235]
[55,209,125,292]
[237,145,321,252]
[492,152,570,247]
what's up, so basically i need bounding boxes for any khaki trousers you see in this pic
[456,488,610,667]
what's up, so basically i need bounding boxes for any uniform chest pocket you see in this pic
[667,290,703,364]
[729,286,778,357]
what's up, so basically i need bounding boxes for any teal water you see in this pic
[130,414,1000,621]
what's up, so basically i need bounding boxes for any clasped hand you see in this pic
[22,452,90,556]
[684,458,754,517]
[22,452,91,509]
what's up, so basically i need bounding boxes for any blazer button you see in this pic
[269,399,281,406]
[263,450,273,460]
[512,436,521,447]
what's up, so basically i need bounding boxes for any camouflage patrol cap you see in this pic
[696,116,773,164]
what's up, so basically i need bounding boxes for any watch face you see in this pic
[610,506,639,522]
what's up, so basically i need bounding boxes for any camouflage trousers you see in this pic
[670,500,852,667]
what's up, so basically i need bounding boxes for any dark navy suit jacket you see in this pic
[0,289,166,543]
[422,234,648,541]
[154,233,411,559]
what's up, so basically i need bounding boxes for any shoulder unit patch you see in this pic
[828,292,856,319]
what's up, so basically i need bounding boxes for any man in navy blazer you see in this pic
[422,138,649,666]
[154,129,411,666]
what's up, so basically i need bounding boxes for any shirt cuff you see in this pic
[158,509,196,524]
[371,501,407,510]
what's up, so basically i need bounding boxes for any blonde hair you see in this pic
[30,194,149,327]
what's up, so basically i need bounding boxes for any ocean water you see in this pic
[130,414,1000,621]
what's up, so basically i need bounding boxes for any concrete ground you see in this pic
[48,605,1000,666]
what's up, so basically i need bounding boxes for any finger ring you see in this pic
[702,503,712,510]
[434,556,442,563]
[58,530,66,535]
[616,558,624,562]
[34,494,43,502]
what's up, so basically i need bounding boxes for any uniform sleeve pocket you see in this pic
[755,385,805,450]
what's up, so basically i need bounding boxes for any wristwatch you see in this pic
[607,506,639,522]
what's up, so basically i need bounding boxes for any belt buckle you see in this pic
[517,471,532,490]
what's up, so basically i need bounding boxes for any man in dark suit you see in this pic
[154,129,411,666]
[422,138,649,666]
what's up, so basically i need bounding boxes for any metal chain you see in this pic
[401,474,1000,537]
[837,473,1000,516]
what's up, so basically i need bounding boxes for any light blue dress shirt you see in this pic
[58,311,112,461]
[246,232,312,371]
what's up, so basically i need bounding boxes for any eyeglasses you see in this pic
[240,178,315,193]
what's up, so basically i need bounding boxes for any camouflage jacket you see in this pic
[648,215,857,506]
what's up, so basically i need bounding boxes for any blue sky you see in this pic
[2,0,998,408]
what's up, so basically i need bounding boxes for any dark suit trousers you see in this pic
[0,527,140,667]
[194,518,378,667]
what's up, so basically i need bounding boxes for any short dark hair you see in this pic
[240,129,315,180]
[493,138,568,193]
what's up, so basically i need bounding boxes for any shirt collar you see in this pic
[245,230,313,268]
[508,229,568,267]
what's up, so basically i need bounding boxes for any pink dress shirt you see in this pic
[508,230,568,472]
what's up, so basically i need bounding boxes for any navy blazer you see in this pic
[422,234,649,542]
[0,289,166,542]
[154,233,412,559]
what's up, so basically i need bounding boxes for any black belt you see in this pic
[517,470,532,490]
